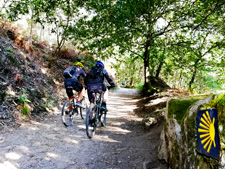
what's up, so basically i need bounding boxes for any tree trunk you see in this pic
[155,60,163,78]
[173,71,177,88]
[29,9,34,43]
[189,68,197,91]
[179,70,183,87]
[143,41,150,85]
[155,47,165,78]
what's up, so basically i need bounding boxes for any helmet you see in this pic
[73,62,84,68]
[96,61,104,68]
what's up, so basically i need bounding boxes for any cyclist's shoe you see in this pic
[89,117,95,123]
[76,101,84,108]
[88,117,95,127]
[101,101,108,111]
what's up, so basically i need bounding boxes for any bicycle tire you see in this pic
[85,107,96,139]
[99,110,107,127]
[79,99,87,119]
[62,101,74,127]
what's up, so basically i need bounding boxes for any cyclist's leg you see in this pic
[65,79,74,111]
[78,87,85,101]
[101,84,108,111]
[71,80,84,107]
[102,88,108,101]
[73,82,84,101]
[87,84,99,118]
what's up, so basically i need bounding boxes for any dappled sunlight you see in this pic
[63,137,79,144]
[0,91,145,168]
[94,135,121,143]
[0,161,17,169]
[108,122,126,126]
[46,152,58,158]
[27,126,39,131]
[108,105,137,111]
[107,113,131,118]
[108,102,123,106]
[5,152,21,160]
[77,124,86,130]
[103,126,131,134]
[146,97,169,106]
[124,99,140,103]
[18,146,29,153]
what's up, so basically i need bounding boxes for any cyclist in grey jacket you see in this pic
[63,62,86,107]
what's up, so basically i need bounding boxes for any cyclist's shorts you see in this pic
[87,83,106,103]
[64,78,83,98]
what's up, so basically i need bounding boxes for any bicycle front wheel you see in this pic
[62,101,74,127]
[86,107,96,139]
[99,110,107,127]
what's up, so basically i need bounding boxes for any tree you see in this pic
[7,0,85,56]
[67,0,180,92]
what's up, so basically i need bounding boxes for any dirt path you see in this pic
[0,90,167,169]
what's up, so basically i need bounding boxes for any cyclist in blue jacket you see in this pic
[63,62,86,107]
[85,61,116,116]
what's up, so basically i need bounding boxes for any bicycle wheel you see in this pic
[62,101,74,127]
[86,107,96,139]
[79,98,87,119]
[99,110,107,127]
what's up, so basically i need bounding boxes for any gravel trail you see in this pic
[0,89,166,169]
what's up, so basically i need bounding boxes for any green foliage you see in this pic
[21,104,29,115]
[3,0,225,94]
[18,89,31,115]
[216,94,225,112]
[137,82,144,92]
[18,88,31,104]
[203,94,225,111]
[6,47,14,52]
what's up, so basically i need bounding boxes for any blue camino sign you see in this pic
[197,109,219,159]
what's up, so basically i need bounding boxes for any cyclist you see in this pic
[63,61,86,108]
[85,61,116,117]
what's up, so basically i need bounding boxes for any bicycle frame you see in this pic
[93,92,103,124]
[61,91,86,127]
[86,91,107,138]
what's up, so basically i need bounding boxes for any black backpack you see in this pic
[87,67,104,82]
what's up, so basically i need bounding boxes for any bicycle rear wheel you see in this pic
[99,110,107,127]
[80,98,87,119]
[86,107,96,139]
[62,101,74,127]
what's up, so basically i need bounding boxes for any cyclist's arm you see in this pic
[103,69,116,88]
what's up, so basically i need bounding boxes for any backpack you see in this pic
[87,67,104,82]
[63,66,76,79]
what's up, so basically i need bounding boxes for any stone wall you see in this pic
[158,95,225,169]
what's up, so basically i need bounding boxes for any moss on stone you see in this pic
[166,95,222,168]
[168,98,200,125]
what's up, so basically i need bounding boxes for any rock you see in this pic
[144,117,157,127]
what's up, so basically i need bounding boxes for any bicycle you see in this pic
[61,91,87,127]
[85,91,107,138]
